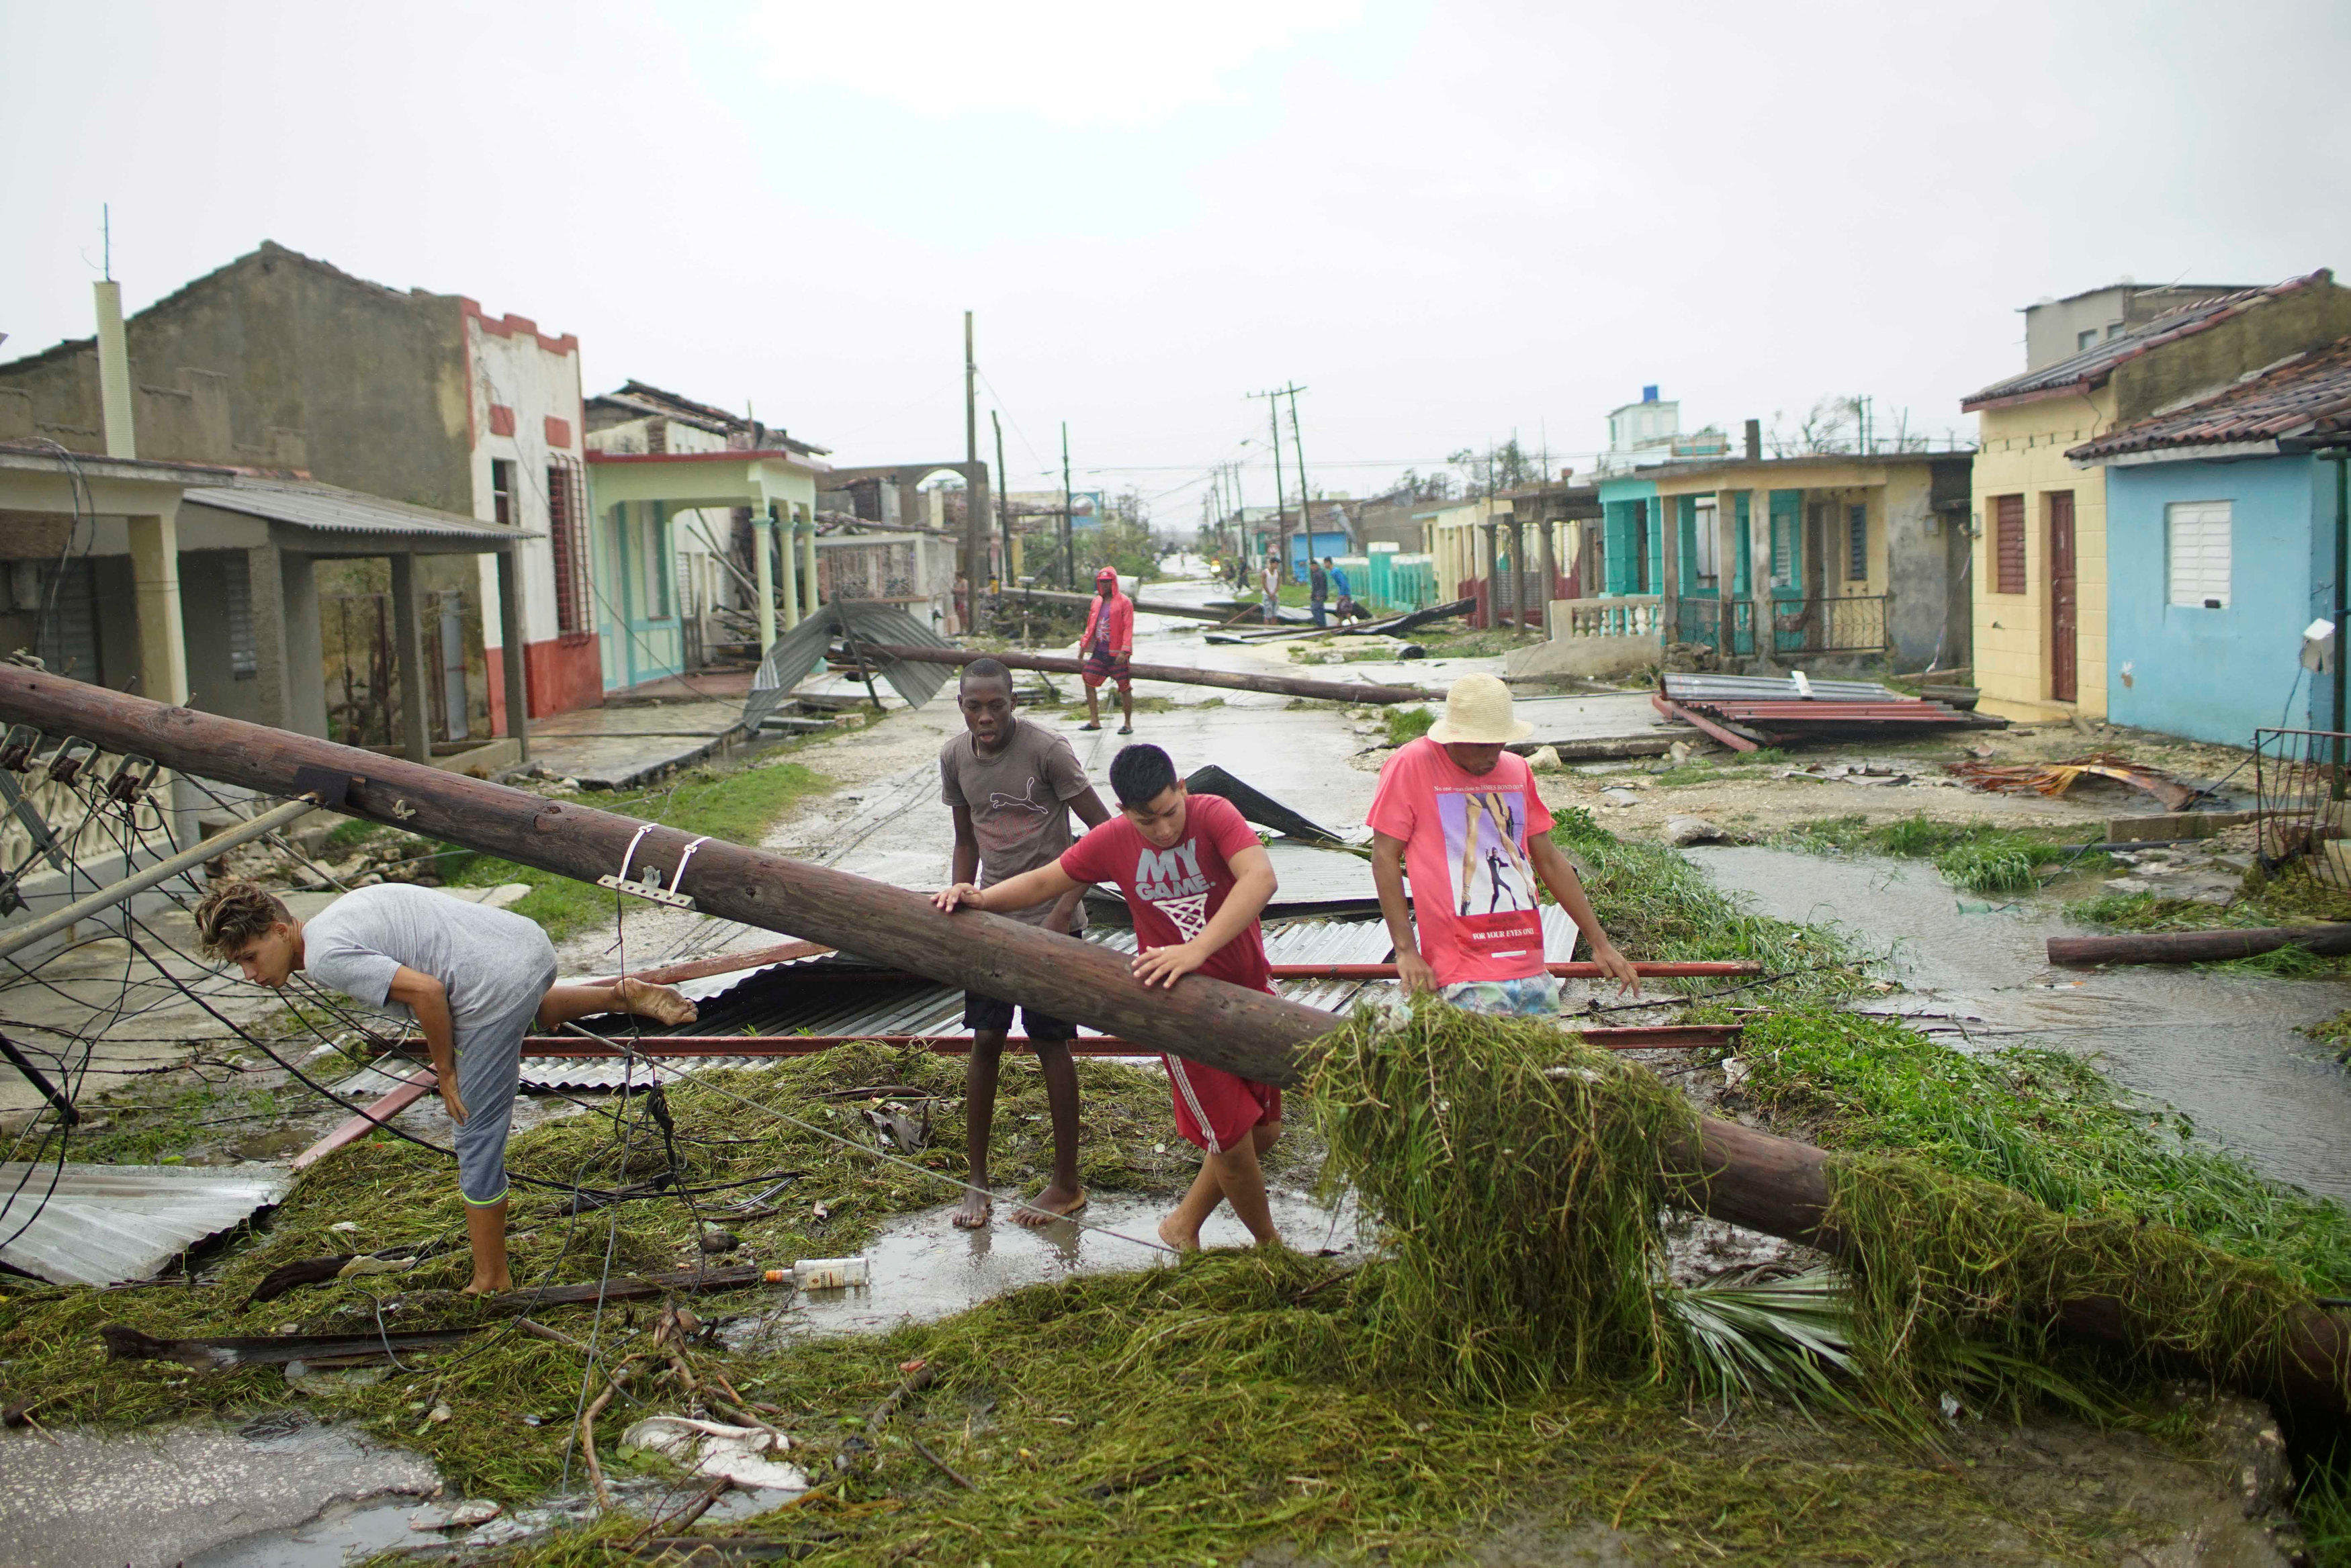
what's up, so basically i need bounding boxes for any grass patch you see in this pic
[439,758,830,941]
[1553,807,1861,1007]
[1734,1009,2351,1293]
[1789,813,2109,894]
[0,1043,1206,1500]
[1382,705,1435,746]
[319,817,386,856]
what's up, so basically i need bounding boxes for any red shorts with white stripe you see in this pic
[1163,1054,1282,1154]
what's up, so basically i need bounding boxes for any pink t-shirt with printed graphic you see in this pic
[1366,736,1555,986]
[1058,792,1273,994]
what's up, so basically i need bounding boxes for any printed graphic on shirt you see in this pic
[1437,788,1541,957]
[1135,840,1212,938]
[987,776,1053,817]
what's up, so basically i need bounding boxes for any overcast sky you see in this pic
[6,1,2349,521]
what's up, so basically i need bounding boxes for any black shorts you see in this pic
[963,992,1079,1042]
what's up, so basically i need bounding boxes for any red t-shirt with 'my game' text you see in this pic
[1366,735,1554,986]
[1059,791,1273,994]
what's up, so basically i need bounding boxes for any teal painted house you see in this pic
[2068,338,2351,745]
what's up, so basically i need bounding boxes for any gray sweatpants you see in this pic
[453,950,558,1206]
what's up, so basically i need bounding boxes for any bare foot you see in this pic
[461,1275,512,1295]
[1012,1185,1088,1228]
[951,1190,992,1230]
[617,978,697,1025]
[1157,1213,1199,1253]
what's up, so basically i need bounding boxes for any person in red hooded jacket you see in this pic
[1079,567,1136,735]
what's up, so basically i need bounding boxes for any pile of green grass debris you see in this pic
[1789,813,2110,894]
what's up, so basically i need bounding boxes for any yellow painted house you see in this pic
[1960,270,2351,723]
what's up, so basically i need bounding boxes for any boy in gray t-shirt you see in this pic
[938,658,1110,1229]
[197,879,697,1294]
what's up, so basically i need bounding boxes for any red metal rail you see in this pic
[517,1025,1741,1057]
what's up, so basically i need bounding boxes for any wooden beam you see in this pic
[2047,925,2351,967]
[864,644,1435,706]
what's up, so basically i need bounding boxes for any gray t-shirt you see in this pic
[939,719,1093,927]
[301,883,557,1035]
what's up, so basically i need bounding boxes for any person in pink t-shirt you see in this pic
[1368,674,1638,1016]
[1078,567,1137,736]
[934,743,1286,1252]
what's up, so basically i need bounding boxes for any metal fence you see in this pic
[2254,728,2351,888]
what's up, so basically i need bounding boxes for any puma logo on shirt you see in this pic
[987,777,1052,817]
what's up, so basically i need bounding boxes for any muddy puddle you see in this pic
[727,1184,1351,1348]
[1691,845,2351,1199]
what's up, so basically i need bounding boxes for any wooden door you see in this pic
[2049,491,2078,704]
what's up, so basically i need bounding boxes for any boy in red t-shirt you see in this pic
[1368,674,1640,1015]
[934,743,1285,1251]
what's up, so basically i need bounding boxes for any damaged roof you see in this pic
[183,476,539,542]
[0,1160,292,1287]
[2066,336,2351,461]
[1961,271,2333,412]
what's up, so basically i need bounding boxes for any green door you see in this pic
[1767,491,1804,652]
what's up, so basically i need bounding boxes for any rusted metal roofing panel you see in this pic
[1959,272,2330,410]
[2068,337,2351,460]
[0,1161,292,1287]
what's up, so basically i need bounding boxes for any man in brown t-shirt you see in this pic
[939,658,1112,1228]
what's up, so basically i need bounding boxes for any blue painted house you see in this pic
[2067,338,2351,744]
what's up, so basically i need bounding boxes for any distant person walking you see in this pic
[1259,556,1280,625]
[1309,557,1329,629]
[1079,566,1135,735]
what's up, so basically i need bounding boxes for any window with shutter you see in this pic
[2166,501,2231,608]
[1993,494,2025,594]
[224,552,258,679]
[1847,503,1867,581]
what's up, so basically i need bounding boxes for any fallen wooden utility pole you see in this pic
[2048,924,2351,967]
[0,669,2341,1417]
[861,643,1434,706]
[997,585,1232,623]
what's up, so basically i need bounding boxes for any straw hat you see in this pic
[1426,674,1532,744]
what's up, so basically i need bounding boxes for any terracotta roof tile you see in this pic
[2067,336,2351,460]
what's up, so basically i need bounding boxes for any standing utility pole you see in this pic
[963,312,981,633]
[1285,384,1312,563]
[1060,422,1075,590]
[992,410,1012,588]
[1248,391,1291,583]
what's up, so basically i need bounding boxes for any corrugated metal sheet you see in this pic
[1662,672,1905,702]
[184,479,537,542]
[520,913,1599,1088]
[0,1162,292,1287]
[744,603,955,729]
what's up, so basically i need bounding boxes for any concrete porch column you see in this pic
[776,506,801,633]
[797,510,819,619]
[1659,498,1681,643]
[495,547,530,762]
[279,551,328,737]
[1714,490,1740,653]
[388,553,431,765]
[126,504,189,705]
[753,512,777,652]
